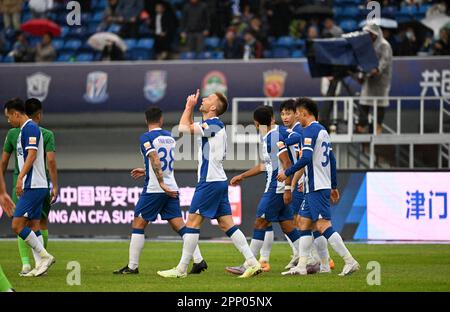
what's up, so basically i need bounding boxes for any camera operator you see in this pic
[357,23,393,134]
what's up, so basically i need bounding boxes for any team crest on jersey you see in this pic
[27,72,51,102]
[201,71,227,97]
[84,71,109,104]
[263,70,287,98]
[304,138,312,145]
[29,137,37,145]
[144,70,167,103]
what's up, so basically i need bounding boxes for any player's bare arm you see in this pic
[291,168,304,191]
[16,149,37,197]
[0,171,14,217]
[230,163,265,186]
[130,168,145,180]
[178,89,201,134]
[1,152,11,174]
[148,151,178,198]
[46,151,58,204]
[278,150,292,204]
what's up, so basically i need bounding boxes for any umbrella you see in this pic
[296,5,334,18]
[359,18,398,29]
[21,19,61,37]
[399,20,433,45]
[87,32,127,52]
[421,13,450,39]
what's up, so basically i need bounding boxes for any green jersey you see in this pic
[3,126,56,177]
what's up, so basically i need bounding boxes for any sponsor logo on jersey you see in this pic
[276,141,286,149]
[304,138,312,145]
[201,71,227,97]
[263,70,287,97]
[202,122,209,129]
[84,71,109,103]
[143,141,151,150]
[144,70,167,103]
[29,137,37,145]
[27,72,51,102]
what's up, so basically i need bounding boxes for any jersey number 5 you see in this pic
[321,142,332,167]
[158,147,174,171]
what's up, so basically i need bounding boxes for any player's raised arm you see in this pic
[178,89,202,134]
[148,151,178,198]
[230,163,265,186]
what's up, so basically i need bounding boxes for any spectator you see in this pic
[11,31,34,62]
[240,4,254,26]
[222,29,243,59]
[357,23,393,134]
[181,0,210,53]
[433,28,450,55]
[0,0,23,31]
[152,2,175,60]
[118,0,144,38]
[98,0,123,32]
[289,19,307,39]
[101,41,125,61]
[35,33,56,62]
[248,16,267,48]
[322,18,343,38]
[307,25,319,40]
[396,28,420,56]
[242,31,263,60]
[29,0,54,19]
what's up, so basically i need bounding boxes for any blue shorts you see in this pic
[135,193,182,222]
[289,187,304,215]
[256,192,293,222]
[14,188,49,220]
[300,189,331,222]
[189,181,231,219]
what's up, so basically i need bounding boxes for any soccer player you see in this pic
[157,90,261,279]
[277,98,359,276]
[2,98,58,276]
[0,167,15,292]
[225,106,302,275]
[4,98,55,277]
[114,106,207,275]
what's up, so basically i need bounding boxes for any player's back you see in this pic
[140,128,178,194]
[302,121,332,193]
[196,117,227,183]
[261,125,292,194]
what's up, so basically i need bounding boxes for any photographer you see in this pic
[357,23,393,134]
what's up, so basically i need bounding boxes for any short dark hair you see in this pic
[4,98,25,114]
[145,106,162,124]
[214,92,228,116]
[25,98,42,117]
[296,97,318,120]
[280,99,296,113]
[253,106,272,127]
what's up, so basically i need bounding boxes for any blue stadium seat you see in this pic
[124,39,137,50]
[136,39,154,50]
[52,39,65,51]
[76,53,94,62]
[294,38,305,49]
[213,51,224,59]
[63,39,82,51]
[2,54,14,63]
[263,50,273,58]
[272,47,290,58]
[276,36,295,48]
[400,5,418,16]
[79,42,94,52]
[198,51,213,59]
[204,37,220,50]
[60,26,70,38]
[94,0,108,10]
[107,24,121,34]
[381,6,398,18]
[130,49,152,60]
[57,54,73,62]
[339,20,358,32]
[419,5,431,14]
[93,11,104,23]
[180,52,197,60]
[291,50,304,58]
[339,6,360,18]
[68,27,88,40]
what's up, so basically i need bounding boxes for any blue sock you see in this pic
[313,231,322,239]
[132,228,145,235]
[35,230,42,237]
[18,227,32,240]
[286,229,301,243]
[177,226,187,237]
[225,225,238,237]
[299,230,312,237]
[322,227,335,240]
[252,228,266,241]
[185,227,200,234]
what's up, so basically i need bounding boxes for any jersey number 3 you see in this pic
[321,142,332,167]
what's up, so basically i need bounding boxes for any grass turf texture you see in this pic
[0,241,449,292]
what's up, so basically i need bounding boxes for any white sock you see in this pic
[230,229,258,267]
[128,233,145,270]
[177,233,199,273]
[328,232,354,264]
[32,234,44,265]
[297,235,313,269]
[314,235,330,267]
[24,231,47,263]
[192,245,203,264]
[249,239,264,259]
[260,230,274,262]
[285,234,298,257]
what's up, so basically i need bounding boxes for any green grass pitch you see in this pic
[1,241,449,292]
